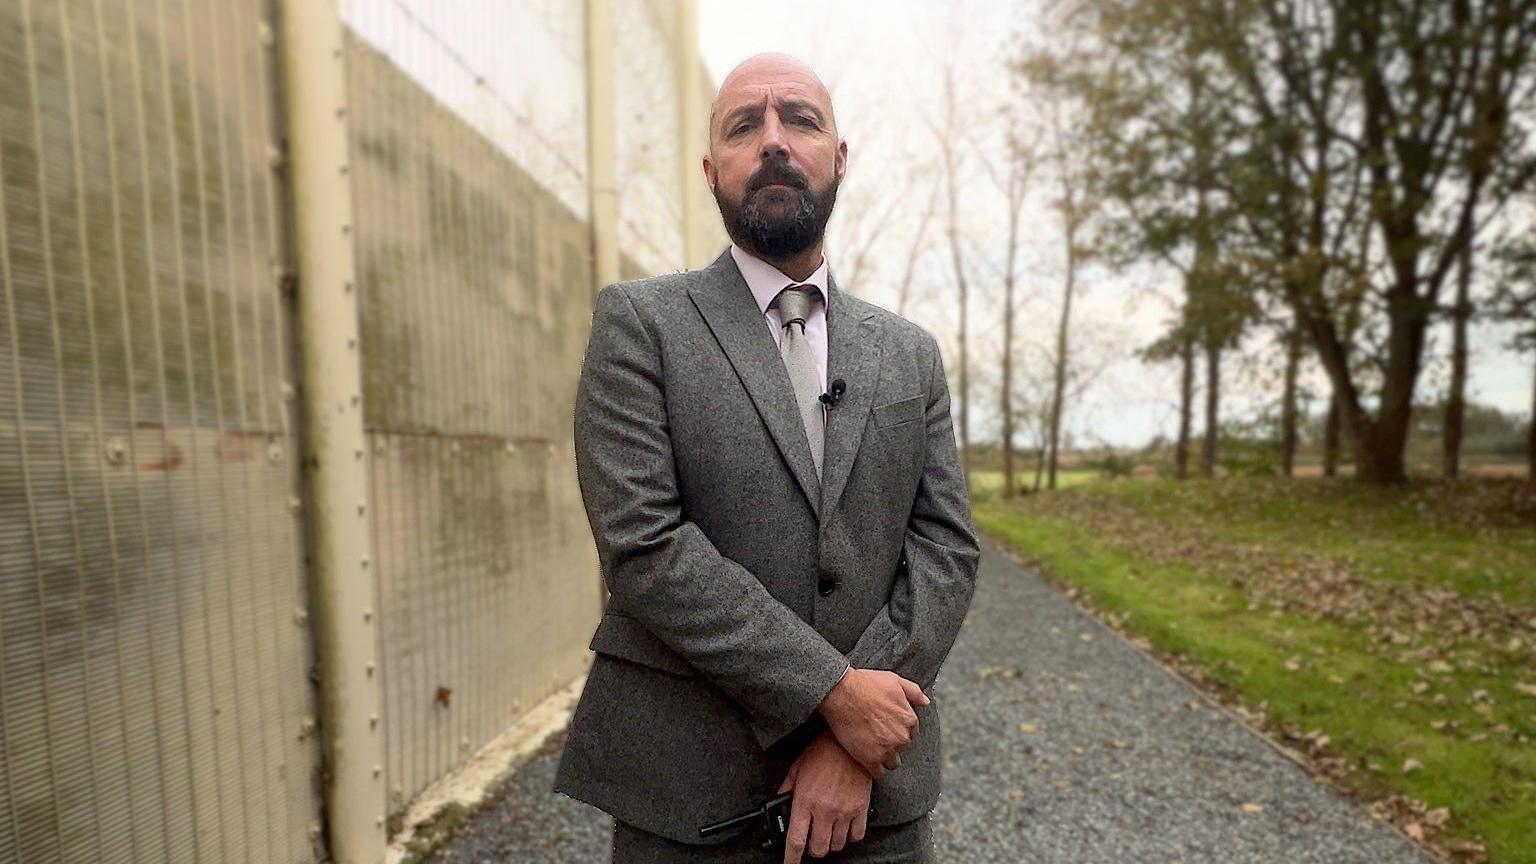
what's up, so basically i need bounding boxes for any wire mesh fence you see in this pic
[0,0,723,860]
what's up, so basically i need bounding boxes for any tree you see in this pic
[1489,215,1536,479]
[1030,0,1258,478]
[893,182,940,319]
[1203,0,1536,483]
[930,54,978,479]
[1442,236,1476,479]
[1019,45,1102,490]
[973,116,1039,497]
[1062,0,1536,484]
[1138,312,1199,478]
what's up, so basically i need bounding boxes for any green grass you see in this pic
[971,472,1536,864]
[1099,474,1536,607]
[968,467,1102,495]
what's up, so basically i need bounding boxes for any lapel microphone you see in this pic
[818,378,846,409]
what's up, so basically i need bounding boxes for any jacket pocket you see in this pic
[871,394,924,429]
[588,612,698,678]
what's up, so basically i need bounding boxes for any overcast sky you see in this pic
[696,0,1534,449]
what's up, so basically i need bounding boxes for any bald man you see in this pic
[553,53,979,864]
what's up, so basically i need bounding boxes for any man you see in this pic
[553,52,980,863]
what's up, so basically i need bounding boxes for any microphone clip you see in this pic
[818,378,847,409]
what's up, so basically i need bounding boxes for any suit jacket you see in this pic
[552,246,980,845]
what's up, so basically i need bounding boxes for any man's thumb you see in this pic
[900,677,930,706]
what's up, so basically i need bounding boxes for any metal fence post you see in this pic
[585,0,619,299]
[673,0,707,269]
[274,1,388,861]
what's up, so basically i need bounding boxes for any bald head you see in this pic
[701,52,846,267]
[708,52,837,146]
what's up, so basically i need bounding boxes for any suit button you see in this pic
[817,576,838,596]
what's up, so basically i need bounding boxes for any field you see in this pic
[970,471,1536,864]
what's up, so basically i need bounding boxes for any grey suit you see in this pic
[552,247,980,847]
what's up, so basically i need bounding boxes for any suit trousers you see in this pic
[611,812,935,863]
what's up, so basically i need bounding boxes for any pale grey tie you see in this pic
[770,284,824,477]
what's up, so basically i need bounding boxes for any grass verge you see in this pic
[971,473,1536,864]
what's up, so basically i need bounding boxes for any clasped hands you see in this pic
[776,668,929,863]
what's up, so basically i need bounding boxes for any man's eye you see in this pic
[731,123,752,136]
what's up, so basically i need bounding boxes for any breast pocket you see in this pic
[870,394,924,430]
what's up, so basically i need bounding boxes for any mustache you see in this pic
[748,161,809,193]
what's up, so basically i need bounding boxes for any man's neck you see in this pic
[742,243,824,283]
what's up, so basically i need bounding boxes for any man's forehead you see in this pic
[713,55,834,124]
[717,83,827,116]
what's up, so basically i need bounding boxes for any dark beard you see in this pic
[713,160,839,259]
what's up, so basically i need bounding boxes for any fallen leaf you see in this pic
[1241,802,1264,813]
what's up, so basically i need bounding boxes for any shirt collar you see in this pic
[730,243,829,315]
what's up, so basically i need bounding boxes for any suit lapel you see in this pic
[687,248,884,524]
[689,248,823,519]
[819,268,881,518]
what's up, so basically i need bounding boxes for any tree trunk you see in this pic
[893,189,934,319]
[947,250,969,481]
[939,67,970,480]
[1324,391,1341,477]
[1001,269,1016,498]
[1443,240,1472,480]
[1176,328,1194,480]
[1202,341,1220,478]
[945,182,970,481]
[1529,350,1535,482]
[1291,277,1419,485]
[1000,154,1024,498]
[1280,318,1301,477]
[1048,225,1076,491]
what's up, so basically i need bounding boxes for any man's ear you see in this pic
[835,138,848,182]
[702,153,716,192]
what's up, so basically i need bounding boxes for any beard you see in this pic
[713,158,839,259]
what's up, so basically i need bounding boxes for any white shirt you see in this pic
[730,243,829,396]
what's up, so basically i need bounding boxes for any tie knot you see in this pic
[771,284,818,328]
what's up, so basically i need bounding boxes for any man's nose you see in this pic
[758,111,788,159]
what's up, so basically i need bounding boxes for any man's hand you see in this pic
[777,729,872,863]
[817,667,928,779]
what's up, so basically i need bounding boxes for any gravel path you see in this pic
[424,536,1431,863]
